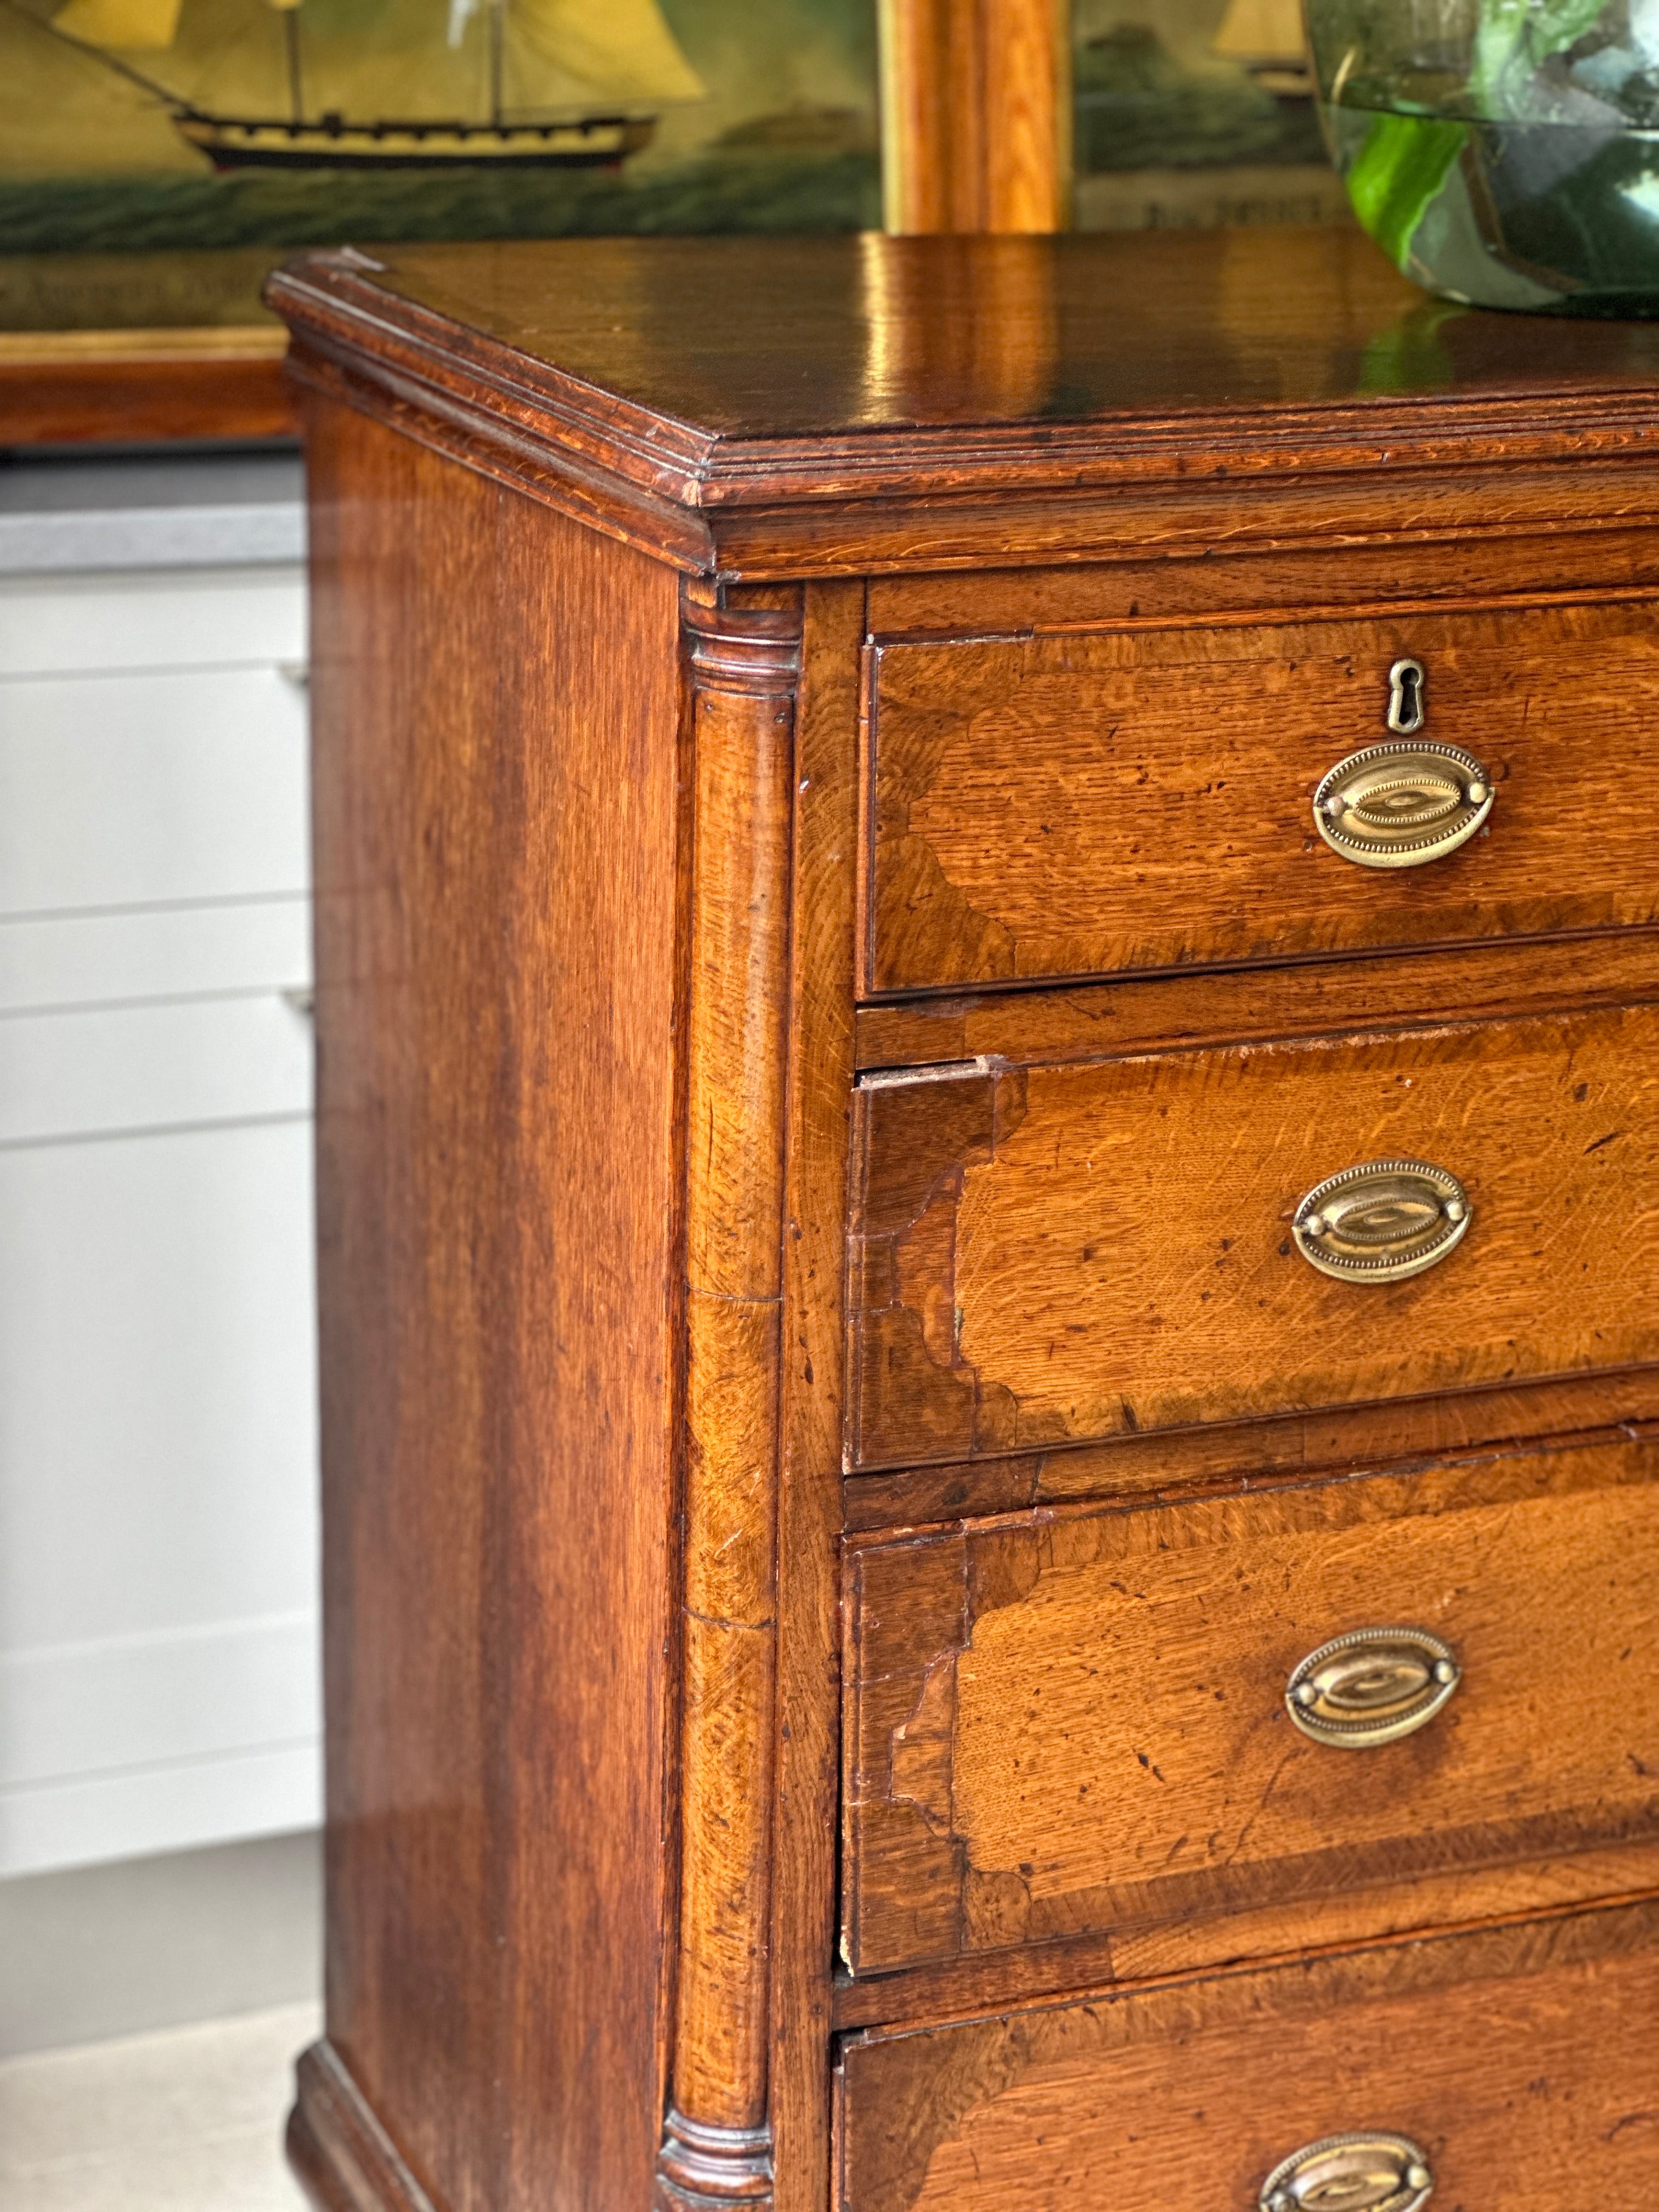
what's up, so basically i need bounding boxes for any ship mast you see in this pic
[10,0,708,160]
[270,0,303,122]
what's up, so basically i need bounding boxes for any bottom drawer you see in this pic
[836,1898,1659,2212]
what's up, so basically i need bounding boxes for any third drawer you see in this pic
[841,1425,1659,1976]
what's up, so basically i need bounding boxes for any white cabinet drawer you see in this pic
[0,900,309,1015]
[0,567,306,677]
[0,1119,317,1651]
[0,666,308,917]
[0,994,313,1146]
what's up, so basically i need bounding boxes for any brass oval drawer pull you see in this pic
[1314,736,1492,870]
[1293,1158,1471,1283]
[1259,2132,1434,2212]
[1286,1628,1460,1748]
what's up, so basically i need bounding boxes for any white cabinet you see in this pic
[0,474,318,1879]
[0,1122,319,1874]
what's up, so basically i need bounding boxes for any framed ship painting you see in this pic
[0,0,877,432]
[1073,0,1351,233]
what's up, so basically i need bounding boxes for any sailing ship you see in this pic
[1211,0,1314,99]
[30,0,706,169]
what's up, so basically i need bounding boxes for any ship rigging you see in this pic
[9,0,705,168]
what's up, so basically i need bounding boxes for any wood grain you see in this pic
[836,1898,1659,2212]
[831,1842,1659,2030]
[844,1369,1659,1531]
[849,1001,1659,1469]
[864,602,1659,995]
[768,582,866,2212]
[0,343,294,445]
[300,398,683,2212]
[864,526,1659,637]
[842,1429,1659,1974]
[269,228,1659,581]
[271,228,1659,2212]
[289,2043,436,2212]
[854,928,1659,1074]
[878,0,1071,235]
[659,594,803,2211]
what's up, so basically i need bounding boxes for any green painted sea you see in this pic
[0,149,880,256]
[0,150,879,326]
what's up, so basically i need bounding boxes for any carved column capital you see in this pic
[682,595,804,697]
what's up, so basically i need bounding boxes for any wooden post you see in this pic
[656,590,803,2211]
[878,0,1073,234]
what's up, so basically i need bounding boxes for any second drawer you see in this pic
[841,1427,1659,1975]
[849,995,1659,1470]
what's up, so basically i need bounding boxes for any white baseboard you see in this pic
[0,1614,320,1877]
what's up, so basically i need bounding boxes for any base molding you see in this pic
[288,2040,439,2212]
[654,2109,774,2209]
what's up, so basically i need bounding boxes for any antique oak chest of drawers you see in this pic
[271,229,1659,2212]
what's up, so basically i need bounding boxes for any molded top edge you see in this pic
[268,229,1659,501]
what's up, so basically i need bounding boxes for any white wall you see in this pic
[0,563,320,1877]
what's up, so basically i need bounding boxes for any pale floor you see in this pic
[0,2002,319,2212]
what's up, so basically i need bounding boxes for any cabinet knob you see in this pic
[1313,735,1492,870]
[1285,1628,1460,1748]
[1259,2132,1434,2212]
[1292,1159,1471,1284]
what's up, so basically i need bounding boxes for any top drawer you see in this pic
[864,600,1659,996]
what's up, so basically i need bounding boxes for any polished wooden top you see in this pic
[277,227,1659,437]
[270,227,1659,576]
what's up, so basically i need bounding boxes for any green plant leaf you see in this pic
[1472,0,1611,115]
[1345,110,1467,270]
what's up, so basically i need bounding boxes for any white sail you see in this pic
[1211,0,1307,65]
[506,0,705,116]
[54,0,182,50]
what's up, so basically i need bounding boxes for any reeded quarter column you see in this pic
[656,591,802,2211]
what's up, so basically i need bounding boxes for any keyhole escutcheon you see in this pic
[1387,657,1426,735]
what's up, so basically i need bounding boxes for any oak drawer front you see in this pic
[864,603,1659,996]
[836,1899,1659,2212]
[848,1001,1659,1470]
[842,1433,1659,1976]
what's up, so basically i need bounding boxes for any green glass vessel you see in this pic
[1306,0,1659,312]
